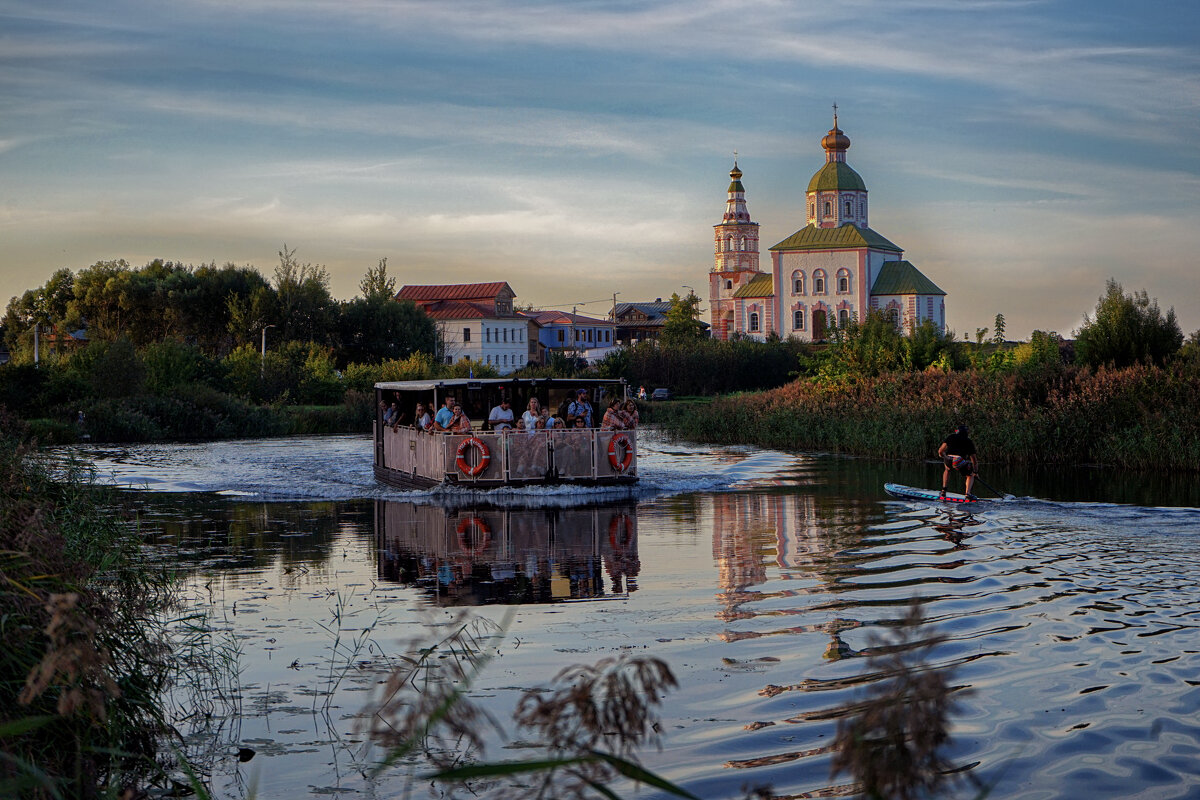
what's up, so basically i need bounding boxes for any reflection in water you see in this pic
[375,500,640,605]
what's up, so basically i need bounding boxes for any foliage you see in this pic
[445,357,499,379]
[0,409,181,798]
[618,337,807,396]
[359,257,397,301]
[141,340,216,396]
[338,296,436,364]
[651,363,1200,471]
[273,245,337,345]
[831,600,973,800]
[1074,278,1182,368]
[660,291,706,344]
[83,338,146,399]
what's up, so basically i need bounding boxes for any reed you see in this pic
[653,364,1200,470]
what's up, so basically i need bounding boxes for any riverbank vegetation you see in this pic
[648,281,1200,471]
[0,411,183,797]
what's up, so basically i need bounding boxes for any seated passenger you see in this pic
[383,401,398,427]
[449,404,472,434]
[415,403,432,432]
[572,415,587,430]
[601,399,626,431]
[542,408,559,430]
[489,398,514,431]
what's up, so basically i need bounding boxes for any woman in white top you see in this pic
[521,398,542,434]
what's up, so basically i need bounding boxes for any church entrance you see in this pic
[812,309,827,342]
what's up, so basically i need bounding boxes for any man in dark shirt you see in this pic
[938,424,978,500]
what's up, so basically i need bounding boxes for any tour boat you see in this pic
[373,378,638,490]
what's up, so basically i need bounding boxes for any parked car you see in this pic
[651,387,673,401]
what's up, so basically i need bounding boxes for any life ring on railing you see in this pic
[456,516,492,555]
[455,436,491,477]
[607,433,633,473]
[609,513,634,552]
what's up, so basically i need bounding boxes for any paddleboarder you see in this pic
[938,424,978,500]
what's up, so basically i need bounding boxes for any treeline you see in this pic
[2,248,436,364]
[648,280,1200,471]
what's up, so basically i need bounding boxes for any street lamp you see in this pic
[681,284,695,298]
[261,324,276,375]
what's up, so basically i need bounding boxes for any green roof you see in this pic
[769,223,902,253]
[728,180,744,192]
[870,261,945,296]
[806,162,866,192]
[732,273,774,298]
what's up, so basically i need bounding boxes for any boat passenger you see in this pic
[601,398,625,431]
[449,404,472,434]
[542,407,559,430]
[621,399,639,429]
[383,402,398,427]
[572,416,587,429]
[568,389,594,428]
[414,403,432,432]
[489,398,514,431]
[433,396,455,432]
[520,398,541,434]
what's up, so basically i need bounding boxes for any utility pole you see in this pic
[611,292,619,348]
[260,324,276,376]
[33,323,39,366]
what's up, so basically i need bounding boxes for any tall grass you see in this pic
[0,408,183,798]
[651,364,1200,470]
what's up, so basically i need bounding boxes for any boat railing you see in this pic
[378,425,637,484]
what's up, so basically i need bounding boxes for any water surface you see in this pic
[73,432,1200,798]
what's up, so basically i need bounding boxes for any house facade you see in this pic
[709,114,946,342]
[525,309,617,363]
[396,282,530,374]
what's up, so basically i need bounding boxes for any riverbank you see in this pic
[643,362,1200,471]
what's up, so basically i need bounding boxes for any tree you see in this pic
[273,244,336,344]
[337,296,437,364]
[661,291,705,343]
[1074,279,1182,368]
[359,257,396,301]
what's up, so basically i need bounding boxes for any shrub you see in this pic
[1074,279,1183,368]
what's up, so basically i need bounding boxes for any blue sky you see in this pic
[2,0,1198,340]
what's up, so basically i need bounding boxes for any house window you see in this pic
[503,354,508,366]
[814,276,825,294]
[486,354,491,364]
[557,329,565,343]
[605,330,611,343]
[793,309,804,330]
[485,328,490,343]
[463,327,471,343]
[749,312,760,332]
[838,309,850,327]
[588,329,593,342]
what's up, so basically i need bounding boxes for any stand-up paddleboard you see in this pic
[884,483,985,504]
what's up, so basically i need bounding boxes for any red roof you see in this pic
[396,282,513,303]
[421,301,495,320]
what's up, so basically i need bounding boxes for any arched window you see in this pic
[725,279,732,290]
[838,274,849,293]
[726,236,733,251]
[838,309,850,327]
[792,272,804,294]
[814,275,825,294]
[749,312,760,332]
[886,307,900,330]
[844,200,852,217]
[809,204,815,218]
[824,201,831,216]
[793,309,805,330]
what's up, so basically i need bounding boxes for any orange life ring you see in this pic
[609,513,633,552]
[456,516,492,555]
[455,436,491,476]
[607,433,633,472]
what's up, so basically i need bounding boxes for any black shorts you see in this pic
[944,455,974,476]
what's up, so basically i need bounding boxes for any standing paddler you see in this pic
[938,424,978,501]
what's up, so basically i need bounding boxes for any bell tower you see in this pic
[710,160,762,340]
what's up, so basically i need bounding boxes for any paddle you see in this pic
[973,473,1014,500]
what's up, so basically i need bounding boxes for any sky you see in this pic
[2,0,1198,340]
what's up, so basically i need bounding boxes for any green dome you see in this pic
[806,162,866,193]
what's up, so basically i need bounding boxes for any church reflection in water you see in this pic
[374,500,640,605]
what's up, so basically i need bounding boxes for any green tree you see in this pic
[2,267,77,360]
[337,296,436,364]
[661,291,706,344]
[359,257,396,301]
[1074,279,1182,368]
[273,244,336,344]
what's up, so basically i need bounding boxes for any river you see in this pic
[71,430,1200,799]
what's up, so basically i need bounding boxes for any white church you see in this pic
[708,111,947,342]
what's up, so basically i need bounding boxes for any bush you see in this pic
[1074,279,1183,368]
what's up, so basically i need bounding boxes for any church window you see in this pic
[725,279,732,290]
[859,201,864,216]
[814,276,825,294]
[809,204,814,218]
[749,312,760,332]
[824,201,831,216]
[886,308,900,330]
[793,309,804,330]
[838,309,850,327]
[844,200,852,217]
[792,272,804,294]
[739,237,746,251]
[726,236,733,251]
[838,274,850,293]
